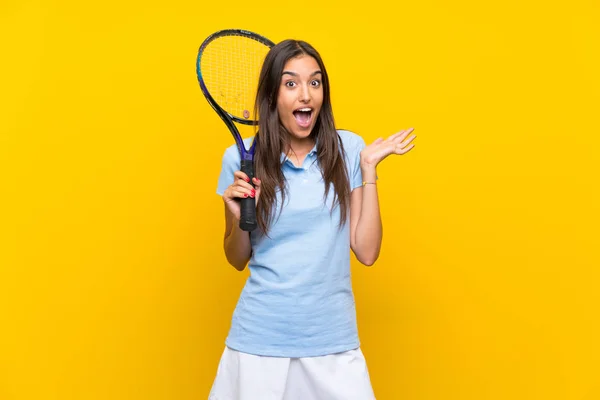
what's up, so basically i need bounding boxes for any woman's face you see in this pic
[276,55,324,145]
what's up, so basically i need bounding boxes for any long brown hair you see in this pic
[253,40,350,234]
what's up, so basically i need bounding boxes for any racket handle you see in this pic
[239,159,257,232]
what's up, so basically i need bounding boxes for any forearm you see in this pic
[223,207,252,271]
[353,166,383,265]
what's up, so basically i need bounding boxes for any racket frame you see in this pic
[196,29,275,231]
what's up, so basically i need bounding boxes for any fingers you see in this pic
[233,171,262,190]
[224,185,255,200]
[399,133,417,146]
[390,128,416,154]
[233,170,252,184]
[393,134,416,154]
[396,143,415,154]
[375,128,415,148]
[225,171,258,199]
[388,127,415,142]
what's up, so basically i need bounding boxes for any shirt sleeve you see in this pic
[216,145,241,196]
[351,135,367,190]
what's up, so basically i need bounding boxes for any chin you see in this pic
[285,123,314,140]
[295,128,313,138]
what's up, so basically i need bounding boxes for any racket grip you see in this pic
[239,159,257,232]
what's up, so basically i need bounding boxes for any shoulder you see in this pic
[336,129,366,153]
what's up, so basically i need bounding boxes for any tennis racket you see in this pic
[196,29,275,232]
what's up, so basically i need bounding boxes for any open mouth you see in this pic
[292,107,313,129]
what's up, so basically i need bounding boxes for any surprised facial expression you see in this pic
[276,55,324,143]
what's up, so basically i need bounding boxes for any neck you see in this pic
[287,137,315,157]
[285,137,315,168]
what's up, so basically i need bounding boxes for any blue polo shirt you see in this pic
[216,130,366,357]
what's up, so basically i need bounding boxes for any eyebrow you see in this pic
[282,70,323,77]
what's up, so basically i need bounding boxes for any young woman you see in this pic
[209,39,416,400]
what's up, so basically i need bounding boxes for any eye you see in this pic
[311,80,321,87]
[285,81,296,88]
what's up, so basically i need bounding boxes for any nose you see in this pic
[299,83,311,103]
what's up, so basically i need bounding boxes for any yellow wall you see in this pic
[1,0,599,399]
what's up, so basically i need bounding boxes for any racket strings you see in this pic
[201,34,268,121]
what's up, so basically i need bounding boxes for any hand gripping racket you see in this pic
[196,29,274,231]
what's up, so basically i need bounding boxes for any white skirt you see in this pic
[208,346,376,400]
